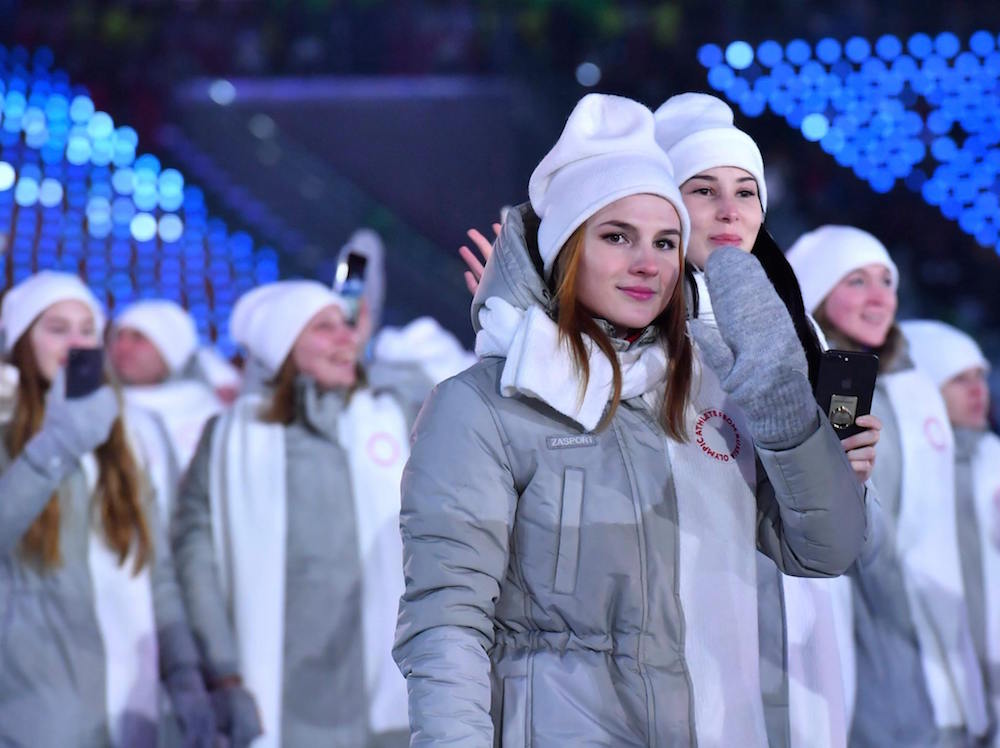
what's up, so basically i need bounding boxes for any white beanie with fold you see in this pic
[115,299,199,374]
[230,280,349,375]
[785,225,900,313]
[528,93,690,277]
[1,271,106,353]
[900,319,991,387]
[653,92,768,211]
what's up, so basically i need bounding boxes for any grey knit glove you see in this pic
[165,667,217,748]
[689,246,818,449]
[22,373,119,480]
[211,685,263,748]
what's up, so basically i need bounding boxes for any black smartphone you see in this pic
[814,349,879,439]
[66,347,105,399]
[334,251,368,325]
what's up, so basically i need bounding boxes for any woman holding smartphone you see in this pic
[172,280,411,748]
[396,93,865,746]
[0,271,213,747]
[788,227,990,747]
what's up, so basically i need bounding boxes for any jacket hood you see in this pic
[471,203,552,335]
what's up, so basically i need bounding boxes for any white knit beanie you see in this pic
[528,93,690,277]
[653,92,767,211]
[900,319,991,387]
[229,280,349,375]
[1,271,106,353]
[114,299,199,374]
[785,225,900,313]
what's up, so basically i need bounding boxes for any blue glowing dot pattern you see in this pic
[0,45,280,355]
[700,32,1000,253]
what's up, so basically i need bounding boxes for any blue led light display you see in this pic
[0,45,280,355]
[699,30,1000,255]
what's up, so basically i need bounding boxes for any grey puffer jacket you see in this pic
[0,409,202,747]
[393,205,866,747]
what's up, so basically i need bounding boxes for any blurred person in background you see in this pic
[903,318,1000,745]
[0,271,214,748]
[395,93,865,746]
[171,280,410,748]
[789,226,990,747]
[110,299,225,471]
[341,225,477,407]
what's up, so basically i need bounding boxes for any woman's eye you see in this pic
[738,190,758,199]
[655,239,677,251]
[602,232,627,244]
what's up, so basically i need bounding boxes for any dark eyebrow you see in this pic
[687,174,757,184]
[598,221,680,236]
[597,221,637,231]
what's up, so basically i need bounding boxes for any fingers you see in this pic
[458,245,485,280]
[848,445,877,483]
[849,458,875,483]
[463,270,479,296]
[467,228,495,262]
[854,414,883,432]
[840,426,881,452]
[459,226,498,294]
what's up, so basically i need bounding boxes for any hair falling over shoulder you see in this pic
[552,227,692,439]
[5,334,151,574]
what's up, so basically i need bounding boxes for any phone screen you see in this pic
[335,252,368,323]
[66,347,105,399]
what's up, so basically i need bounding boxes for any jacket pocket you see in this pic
[553,467,584,595]
[501,675,527,748]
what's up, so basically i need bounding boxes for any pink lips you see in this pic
[620,286,656,301]
[710,234,742,246]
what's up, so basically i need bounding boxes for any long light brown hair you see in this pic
[551,224,693,439]
[5,332,152,574]
[258,354,365,425]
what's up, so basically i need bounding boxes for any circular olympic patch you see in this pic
[695,408,743,463]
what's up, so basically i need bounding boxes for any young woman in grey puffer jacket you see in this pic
[393,94,867,747]
[0,271,214,747]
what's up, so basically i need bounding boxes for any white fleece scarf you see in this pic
[477,294,769,745]
[208,391,410,747]
[475,297,667,431]
[883,369,989,734]
[972,431,1000,736]
[83,453,159,747]
[125,379,223,470]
